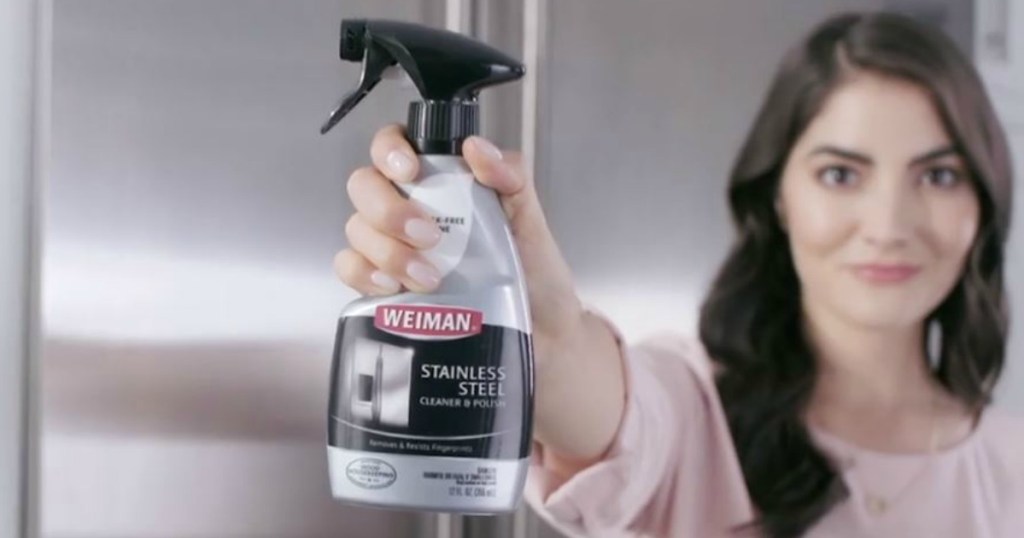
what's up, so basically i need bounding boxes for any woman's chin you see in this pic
[836,303,928,331]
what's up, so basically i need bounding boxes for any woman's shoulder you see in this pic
[981,404,1023,428]
[979,407,1024,444]
[967,407,1024,513]
[977,407,1024,475]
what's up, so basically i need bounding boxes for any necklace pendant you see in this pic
[865,495,888,515]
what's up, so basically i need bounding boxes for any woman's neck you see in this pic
[800,299,974,452]
[804,309,933,411]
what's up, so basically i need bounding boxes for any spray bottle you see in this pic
[320,19,533,513]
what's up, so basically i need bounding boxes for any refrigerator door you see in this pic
[0,0,36,536]
[43,0,444,537]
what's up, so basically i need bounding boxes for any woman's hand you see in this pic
[333,124,584,351]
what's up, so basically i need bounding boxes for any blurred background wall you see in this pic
[19,0,1022,537]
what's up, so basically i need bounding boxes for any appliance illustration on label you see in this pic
[320,19,533,514]
[350,339,413,428]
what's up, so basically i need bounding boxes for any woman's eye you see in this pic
[921,166,961,188]
[817,166,858,187]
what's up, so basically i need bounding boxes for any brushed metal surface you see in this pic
[0,0,38,535]
[44,0,442,536]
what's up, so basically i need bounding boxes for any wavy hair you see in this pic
[698,12,1013,537]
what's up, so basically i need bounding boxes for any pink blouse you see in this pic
[525,316,1024,537]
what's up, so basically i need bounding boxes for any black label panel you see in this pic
[328,316,534,460]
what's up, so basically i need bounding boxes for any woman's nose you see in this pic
[860,177,918,249]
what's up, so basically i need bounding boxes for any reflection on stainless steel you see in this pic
[1,0,37,535]
[45,0,442,536]
[45,339,329,440]
[42,339,431,537]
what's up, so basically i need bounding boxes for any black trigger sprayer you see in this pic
[320,19,525,152]
[321,19,534,513]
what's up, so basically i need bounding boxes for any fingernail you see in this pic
[387,150,414,179]
[407,260,441,289]
[405,218,441,247]
[370,271,400,292]
[470,137,503,161]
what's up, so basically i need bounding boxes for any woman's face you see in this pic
[778,73,979,330]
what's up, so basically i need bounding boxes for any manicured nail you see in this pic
[405,218,441,247]
[370,271,400,292]
[470,136,503,161]
[387,150,414,179]
[407,260,441,289]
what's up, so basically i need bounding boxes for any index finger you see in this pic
[370,124,419,183]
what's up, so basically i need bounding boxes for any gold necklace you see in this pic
[852,396,940,516]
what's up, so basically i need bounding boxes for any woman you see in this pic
[334,12,1023,538]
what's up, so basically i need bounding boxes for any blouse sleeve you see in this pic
[524,310,754,537]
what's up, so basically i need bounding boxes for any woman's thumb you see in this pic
[462,136,524,192]
[460,136,581,338]
[461,136,544,233]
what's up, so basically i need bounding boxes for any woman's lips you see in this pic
[850,264,922,284]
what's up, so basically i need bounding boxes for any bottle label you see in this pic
[397,171,475,278]
[374,304,483,339]
[328,315,534,460]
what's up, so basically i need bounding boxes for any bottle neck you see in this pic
[407,100,479,155]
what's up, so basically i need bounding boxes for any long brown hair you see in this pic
[698,12,1012,537]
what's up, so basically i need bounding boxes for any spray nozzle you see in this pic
[320,19,525,154]
[320,22,396,135]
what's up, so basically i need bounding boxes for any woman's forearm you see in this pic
[532,310,627,465]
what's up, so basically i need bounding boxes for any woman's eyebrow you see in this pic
[805,144,959,167]
[908,145,958,166]
[807,145,872,164]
